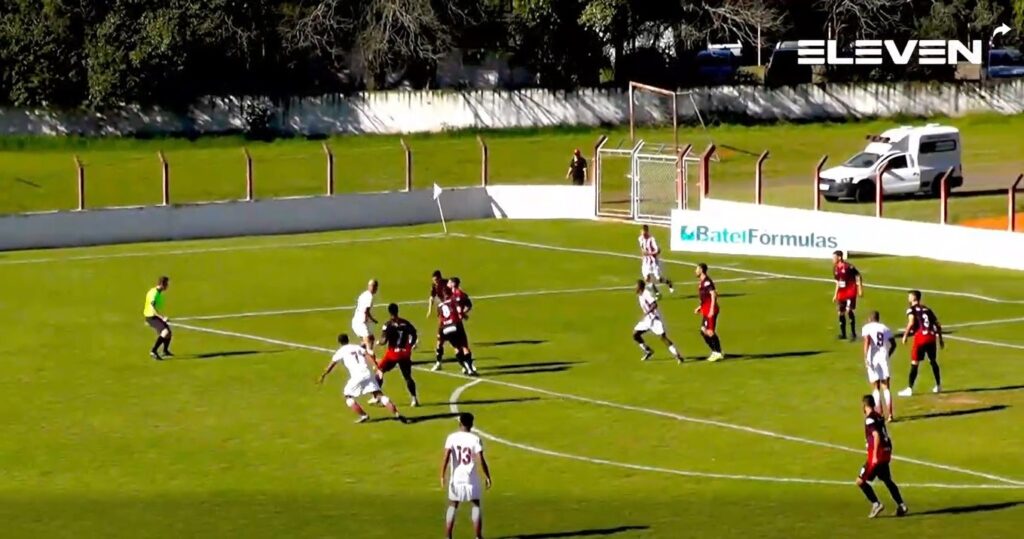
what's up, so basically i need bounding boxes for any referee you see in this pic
[144,276,173,360]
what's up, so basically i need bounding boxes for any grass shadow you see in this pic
[181,350,285,360]
[899,404,1009,423]
[477,340,547,347]
[486,366,572,376]
[725,350,825,361]
[400,412,460,425]
[418,397,542,409]
[486,361,582,370]
[497,526,650,538]
[905,501,1023,517]
[943,384,1024,395]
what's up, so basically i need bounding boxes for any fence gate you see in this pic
[596,140,643,219]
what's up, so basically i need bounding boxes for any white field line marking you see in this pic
[0,233,445,266]
[459,233,1024,305]
[175,322,1024,487]
[945,316,1024,330]
[945,335,1024,351]
[177,277,775,321]
[448,380,1021,490]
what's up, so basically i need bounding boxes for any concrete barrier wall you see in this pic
[4,81,1023,136]
[0,185,594,250]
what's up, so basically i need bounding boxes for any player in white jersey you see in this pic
[632,280,684,363]
[862,311,897,421]
[639,224,674,293]
[318,333,402,423]
[352,279,379,351]
[441,413,492,539]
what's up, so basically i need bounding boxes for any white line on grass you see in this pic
[174,321,1024,487]
[459,233,1024,305]
[176,276,776,321]
[945,316,1024,330]
[945,335,1024,351]
[0,233,445,266]
[448,380,1021,490]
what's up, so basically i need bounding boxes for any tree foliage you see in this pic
[0,0,1021,108]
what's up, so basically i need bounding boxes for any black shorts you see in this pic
[439,324,469,349]
[145,316,169,333]
[859,460,892,482]
[836,297,857,312]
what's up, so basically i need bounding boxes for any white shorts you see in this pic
[448,480,482,502]
[634,316,666,336]
[344,374,380,398]
[866,355,890,384]
[351,321,374,339]
[642,258,663,281]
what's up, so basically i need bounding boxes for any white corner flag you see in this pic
[433,183,448,234]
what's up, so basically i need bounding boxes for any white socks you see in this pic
[668,345,680,357]
[872,389,881,412]
[471,505,481,526]
[883,388,892,414]
[445,506,456,527]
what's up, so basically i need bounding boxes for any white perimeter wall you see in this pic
[0,186,594,250]
[3,81,1024,136]
[671,199,1024,271]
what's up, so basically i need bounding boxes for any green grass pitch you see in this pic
[2,219,1023,538]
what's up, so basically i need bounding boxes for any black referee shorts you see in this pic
[145,316,169,334]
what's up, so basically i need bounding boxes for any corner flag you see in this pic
[433,183,448,234]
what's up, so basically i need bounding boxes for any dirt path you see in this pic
[961,212,1024,232]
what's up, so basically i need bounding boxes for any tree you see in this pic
[0,0,87,107]
[815,0,911,40]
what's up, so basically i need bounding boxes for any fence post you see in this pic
[158,151,170,206]
[323,142,335,196]
[814,155,828,211]
[874,159,893,218]
[243,147,254,201]
[475,135,489,187]
[401,139,412,192]
[1011,174,1023,232]
[676,144,693,210]
[755,150,770,205]
[592,135,608,186]
[74,155,85,211]
[699,144,716,199]
[939,167,953,225]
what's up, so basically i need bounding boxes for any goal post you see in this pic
[628,80,717,162]
[629,82,678,151]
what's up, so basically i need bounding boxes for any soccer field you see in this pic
[2,219,1023,538]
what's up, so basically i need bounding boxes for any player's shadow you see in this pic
[497,525,650,538]
[418,397,542,409]
[899,404,1009,423]
[179,350,285,360]
[483,361,579,377]
[943,384,1024,394]
[399,413,460,424]
[724,350,825,361]
[677,292,746,301]
[903,501,1023,517]
[476,339,547,347]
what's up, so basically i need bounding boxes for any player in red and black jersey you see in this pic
[427,270,449,371]
[377,303,420,407]
[448,277,473,319]
[898,290,945,397]
[832,250,864,341]
[435,286,478,376]
[856,394,908,518]
[694,263,724,362]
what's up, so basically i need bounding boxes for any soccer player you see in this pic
[694,263,724,362]
[856,394,908,518]
[352,279,379,356]
[639,224,674,293]
[428,270,449,372]
[438,287,478,376]
[143,276,173,360]
[898,290,945,397]
[318,333,402,423]
[441,412,492,539]
[448,277,473,320]
[832,250,864,341]
[862,311,897,421]
[633,279,684,363]
[378,303,420,407]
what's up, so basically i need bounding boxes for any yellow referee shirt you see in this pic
[144,287,164,317]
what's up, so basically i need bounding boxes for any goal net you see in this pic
[628,81,717,162]
[595,138,700,222]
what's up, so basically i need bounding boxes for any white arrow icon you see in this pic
[992,23,1012,38]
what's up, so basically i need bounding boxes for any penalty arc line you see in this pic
[174,322,1024,487]
[176,276,774,321]
[447,380,1022,490]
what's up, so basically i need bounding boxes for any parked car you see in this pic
[987,47,1024,79]
[764,41,812,86]
[818,124,964,202]
[695,49,739,85]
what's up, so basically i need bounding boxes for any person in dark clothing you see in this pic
[565,148,588,185]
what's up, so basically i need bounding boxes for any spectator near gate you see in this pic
[565,148,588,186]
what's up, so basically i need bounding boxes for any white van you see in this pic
[818,124,964,202]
